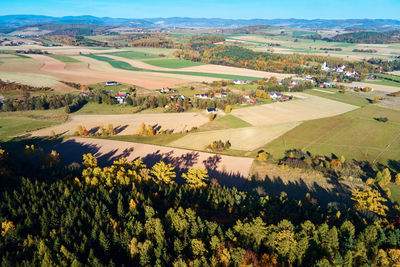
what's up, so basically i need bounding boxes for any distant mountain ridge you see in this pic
[1,15,400,30]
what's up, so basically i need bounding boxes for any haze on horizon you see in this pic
[0,0,399,20]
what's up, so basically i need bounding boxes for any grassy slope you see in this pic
[365,80,400,88]
[0,116,61,140]
[143,58,203,69]
[261,105,400,164]
[217,114,253,128]
[84,54,142,71]
[47,54,80,63]
[304,89,370,107]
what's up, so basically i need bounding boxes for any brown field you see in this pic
[231,93,359,126]
[338,82,400,93]
[0,54,18,58]
[53,137,254,180]
[28,113,209,137]
[1,53,219,89]
[28,54,66,71]
[4,44,122,55]
[389,71,400,76]
[168,122,301,151]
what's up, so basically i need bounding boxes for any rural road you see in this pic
[52,137,255,187]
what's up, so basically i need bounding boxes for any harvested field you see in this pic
[169,122,301,151]
[53,137,254,182]
[338,82,400,93]
[0,54,17,58]
[231,93,358,126]
[28,54,66,71]
[29,113,209,137]
[0,71,71,91]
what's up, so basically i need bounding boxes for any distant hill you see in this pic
[325,30,400,44]
[1,15,400,30]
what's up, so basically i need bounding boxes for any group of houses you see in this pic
[321,62,359,78]
[194,92,227,100]
[243,91,290,104]
[233,79,250,85]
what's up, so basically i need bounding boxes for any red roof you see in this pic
[115,94,125,98]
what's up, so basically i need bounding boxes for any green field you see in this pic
[388,183,400,204]
[144,58,203,69]
[0,116,61,140]
[376,73,400,83]
[48,54,80,63]
[217,114,253,128]
[103,51,159,60]
[261,105,400,164]
[305,89,371,107]
[365,80,400,88]
[84,54,142,71]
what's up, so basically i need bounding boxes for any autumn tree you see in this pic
[150,161,176,184]
[182,168,209,188]
[351,188,388,217]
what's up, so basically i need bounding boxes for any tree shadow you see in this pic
[248,174,356,208]
[115,125,129,134]
[88,126,100,135]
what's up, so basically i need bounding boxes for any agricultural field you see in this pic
[262,105,400,164]
[28,113,210,137]
[143,58,203,69]
[231,93,358,126]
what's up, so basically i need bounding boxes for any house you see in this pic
[194,94,209,99]
[243,94,250,100]
[206,108,216,114]
[336,65,345,73]
[248,98,257,104]
[115,91,128,104]
[242,80,249,84]
[234,80,241,85]
[160,87,172,93]
[345,70,358,78]
[269,92,283,100]
[106,81,120,86]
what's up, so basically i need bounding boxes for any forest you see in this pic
[324,30,400,44]
[1,142,400,266]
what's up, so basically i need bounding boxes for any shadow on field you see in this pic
[49,138,248,188]
[248,174,355,208]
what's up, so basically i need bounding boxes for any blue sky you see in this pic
[0,0,399,19]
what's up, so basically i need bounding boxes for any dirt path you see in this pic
[53,137,254,184]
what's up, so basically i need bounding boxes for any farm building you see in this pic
[106,81,120,86]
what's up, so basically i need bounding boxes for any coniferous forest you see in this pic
[1,142,400,266]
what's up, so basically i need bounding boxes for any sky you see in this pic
[0,0,399,19]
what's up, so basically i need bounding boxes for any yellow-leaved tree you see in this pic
[1,221,15,236]
[150,161,176,184]
[182,167,209,188]
[351,187,388,217]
